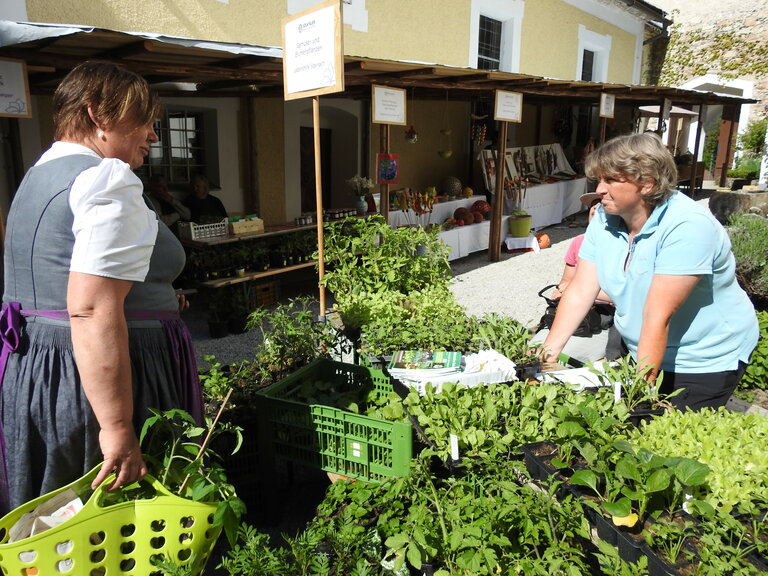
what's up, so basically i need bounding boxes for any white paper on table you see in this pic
[537,362,617,391]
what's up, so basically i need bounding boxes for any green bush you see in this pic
[728,212,768,305]
[740,309,768,393]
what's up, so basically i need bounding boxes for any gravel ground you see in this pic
[189,191,716,368]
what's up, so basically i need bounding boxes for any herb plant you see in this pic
[139,408,246,546]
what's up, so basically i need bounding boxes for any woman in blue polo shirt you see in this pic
[541,132,758,410]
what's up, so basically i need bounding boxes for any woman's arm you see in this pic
[637,273,700,381]
[68,271,148,490]
[552,264,575,299]
[541,258,601,362]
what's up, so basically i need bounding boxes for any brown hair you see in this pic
[53,61,161,141]
[585,133,678,207]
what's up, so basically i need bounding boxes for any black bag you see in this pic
[537,284,614,338]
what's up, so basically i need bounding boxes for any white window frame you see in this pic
[576,25,611,83]
[469,0,524,73]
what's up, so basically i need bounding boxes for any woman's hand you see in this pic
[92,425,148,490]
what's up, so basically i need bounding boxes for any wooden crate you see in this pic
[254,281,278,307]
[229,218,264,235]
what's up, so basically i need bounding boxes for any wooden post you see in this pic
[489,121,508,262]
[718,104,739,188]
[313,96,326,316]
[380,123,390,222]
[599,117,607,145]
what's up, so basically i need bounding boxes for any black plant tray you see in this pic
[519,440,561,483]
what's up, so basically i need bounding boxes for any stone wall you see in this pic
[653,0,768,120]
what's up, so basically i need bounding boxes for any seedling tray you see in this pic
[256,359,412,483]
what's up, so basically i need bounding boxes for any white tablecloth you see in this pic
[504,234,540,252]
[519,178,587,229]
[388,181,586,261]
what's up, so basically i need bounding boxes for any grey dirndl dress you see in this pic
[0,154,203,514]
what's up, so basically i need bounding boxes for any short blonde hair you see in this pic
[585,133,678,207]
[53,61,161,141]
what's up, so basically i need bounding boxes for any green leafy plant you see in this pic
[246,296,349,380]
[627,408,768,513]
[139,408,246,546]
[314,454,592,576]
[739,310,768,395]
[643,514,698,566]
[470,312,541,364]
[569,441,710,528]
[359,286,476,356]
[729,212,768,307]
[217,515,383,575]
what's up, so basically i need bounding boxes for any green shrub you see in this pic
[728,212,768,306]
[740,310,768,393]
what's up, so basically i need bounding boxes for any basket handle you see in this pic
[84,464,178,512]
[538,284,560,307]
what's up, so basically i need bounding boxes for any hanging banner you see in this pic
[282,0,344,101]
[494,90,523,123]
[599,93,615,118]
[0,57,32,118]
[372,85,406,125]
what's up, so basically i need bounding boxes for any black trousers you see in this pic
[659,362,748,411]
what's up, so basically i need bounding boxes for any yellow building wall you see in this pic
[254,97,287,225]
[24,0,471,67]
[378,100,472,194]
[520,0,637,84]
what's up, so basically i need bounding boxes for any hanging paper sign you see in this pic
[0,58,32,118]
[372,85,406,125]
[282,0,344,101]
[599,93,615,118]
[376,153,399,184]
[494,90,523,123]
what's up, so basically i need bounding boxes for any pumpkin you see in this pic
[454,207,473,225]
[472,211,484,223]
[536,233,551,249]
[471,200,492,214]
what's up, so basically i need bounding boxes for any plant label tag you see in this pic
[450,434,459,461]
[613,381,621,404]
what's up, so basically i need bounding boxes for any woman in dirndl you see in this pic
[0,60,203,514]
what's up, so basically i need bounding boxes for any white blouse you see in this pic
[35,142,158,282]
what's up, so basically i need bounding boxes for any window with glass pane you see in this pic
[478,15,502,70]
[581,50,595,82]
[136,109,208,186]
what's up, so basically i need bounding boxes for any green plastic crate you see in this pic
[256,358,412,482]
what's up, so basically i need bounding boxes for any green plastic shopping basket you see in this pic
[0,465,221,576]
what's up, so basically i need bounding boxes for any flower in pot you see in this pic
[346,174,374,215]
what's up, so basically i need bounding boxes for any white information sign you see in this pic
[282,0,344,100]
[599,93,615,118]
[494,90,523,123]
[0,58,31,118]
[372,85,406,125]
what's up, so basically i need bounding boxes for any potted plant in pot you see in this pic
[507,209,532,238]
[470,313,542,380]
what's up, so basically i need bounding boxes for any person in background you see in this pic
[184,173,228,223]
[532,193,620,363]
[0,61,203,514]
[145,174,191,233]
[541,133,758,410]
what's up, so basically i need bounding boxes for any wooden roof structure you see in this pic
[0,21,755,108]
